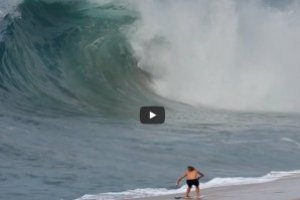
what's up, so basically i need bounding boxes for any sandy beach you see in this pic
[135,174,300,200]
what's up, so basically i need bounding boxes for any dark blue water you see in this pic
[1,109,300,200]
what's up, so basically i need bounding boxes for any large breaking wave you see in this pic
[130,0,300,113]
[0,0,158,116]
[1,0,300,116]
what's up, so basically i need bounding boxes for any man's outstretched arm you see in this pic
[176,173,187,185]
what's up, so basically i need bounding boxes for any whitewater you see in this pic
[76,170,300,200]
[1,1,300,200]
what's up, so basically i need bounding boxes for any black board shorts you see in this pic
[186,179,199,188]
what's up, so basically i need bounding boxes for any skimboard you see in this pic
[174,195,206,199]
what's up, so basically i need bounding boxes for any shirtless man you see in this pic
[176,166,204,198]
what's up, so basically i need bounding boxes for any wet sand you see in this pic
[135,174,300,200]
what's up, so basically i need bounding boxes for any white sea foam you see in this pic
[75,170,300,200]
[0,0,22,41]
[0,0,22,19]
[129,0,300,113]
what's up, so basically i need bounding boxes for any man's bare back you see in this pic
[186,169,199,180]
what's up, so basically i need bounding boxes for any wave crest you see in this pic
[0,0,154,116]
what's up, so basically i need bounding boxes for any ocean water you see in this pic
[1,1,300,200]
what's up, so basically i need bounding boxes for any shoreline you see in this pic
[134,173,300,200]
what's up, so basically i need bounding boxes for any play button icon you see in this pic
[149,111,156,119]
[140,106,165,124]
